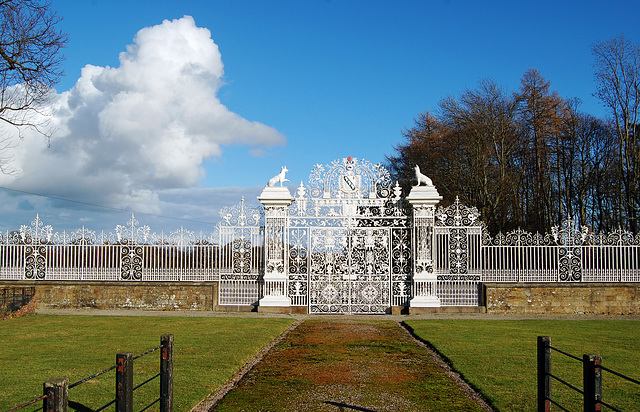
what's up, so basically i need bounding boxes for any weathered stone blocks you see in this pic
[484,283,640,315]
[3,282,219,311]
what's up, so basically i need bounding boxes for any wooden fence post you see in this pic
[43,378,68,412]
[116,352,133,412]
[537,336,551,412]
[160,334,174,412]
[583,354,602,412]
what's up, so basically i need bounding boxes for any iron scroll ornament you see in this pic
[120,244,144,280]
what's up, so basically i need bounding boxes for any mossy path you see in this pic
[211,318,489,411]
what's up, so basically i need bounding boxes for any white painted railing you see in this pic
[4,207,640,309]
[0,243,222,281]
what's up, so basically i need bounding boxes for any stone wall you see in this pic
[3,281,639,314]
[0,285,36,317]
[484,283,640,315]
[0,282,232,312]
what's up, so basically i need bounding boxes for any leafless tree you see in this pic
[592,34,640,231]
[386,70,625,234]
[0,0,67,152]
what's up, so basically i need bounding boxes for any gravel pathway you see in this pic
[196,319,493,412]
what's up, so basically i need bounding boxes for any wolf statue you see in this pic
[414,165,433,187]
[268,166,289,187]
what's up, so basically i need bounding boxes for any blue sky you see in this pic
[0,0,639,236]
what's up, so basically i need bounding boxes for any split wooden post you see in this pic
[43,378,68,412]
[116,352,133,412]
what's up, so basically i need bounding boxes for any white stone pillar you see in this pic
[258,186,294,309]
[406,185,442,308]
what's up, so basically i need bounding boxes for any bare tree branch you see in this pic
[0,0,67,157]
[592,34,640,231]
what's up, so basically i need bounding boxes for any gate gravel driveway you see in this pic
[198,318,492,412]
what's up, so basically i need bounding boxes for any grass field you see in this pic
[2,315,639,412]
[405,319,640,411]
[0,314,294,412]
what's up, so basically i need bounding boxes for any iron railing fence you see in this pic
[3,232,640,279]
[537,336,640,412]
[482,243,640,283]
[0,243,222,282]
[3,204,640,308]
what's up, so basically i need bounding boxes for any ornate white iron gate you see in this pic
[308,227,390,313]
[433,197,483,306]
[286,157,411,314]
[217,198,264,306]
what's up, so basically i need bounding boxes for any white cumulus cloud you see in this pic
[0,16,285,215]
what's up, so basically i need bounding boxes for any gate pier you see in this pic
[257,185,294,312]
[406,185,443,311]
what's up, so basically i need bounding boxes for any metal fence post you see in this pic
[116,352,133,412]
[160,334,174,412]
[537,336,551,412]
[583,354,602,412]
[43,378,68,412]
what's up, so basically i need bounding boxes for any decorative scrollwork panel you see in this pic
[120,245,143,280]
[288,228,309,305]
[558,246,582,281]
[391,228,411,306]
[24,245,46,279]
[449,228,469,275]
[231,238,252,274]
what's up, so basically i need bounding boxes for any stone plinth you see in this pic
[406,185,442,206]
[258,186,294,207]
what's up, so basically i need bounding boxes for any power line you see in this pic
[0,186,218,226]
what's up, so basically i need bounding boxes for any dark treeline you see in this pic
[387,35,640,236]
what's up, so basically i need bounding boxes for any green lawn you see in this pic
[3,316,639,412]
[405,319,640,411]
[0,314,294,412]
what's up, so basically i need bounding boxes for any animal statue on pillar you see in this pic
[268,166,289,187]
[414,165,433,187]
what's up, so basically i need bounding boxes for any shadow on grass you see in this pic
[324,400,377,411]
[399,321,496,412]
[68,401,93,412]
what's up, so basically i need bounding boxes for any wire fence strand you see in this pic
[600,364,640,386]
[93,397,116,412]
[549,345,583,362]
[133,344,161,361]
[548,372,584,395]
[138,397,160,412]
[544,340,640,412]
[68,363,118,389]
[7,342,166,412]
[4,394,47,412]
[133,372,160,392]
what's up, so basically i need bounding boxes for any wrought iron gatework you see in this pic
[217,197,264,305]
[552,219,589,282]
[482,218,640,283]
[433,198,483,306]
[20,215,52,280]
[287,157,411,314]
[4,159,640,313]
